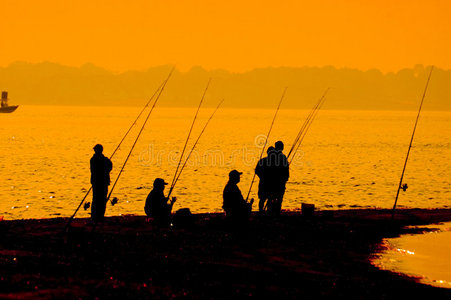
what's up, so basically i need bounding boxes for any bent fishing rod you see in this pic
[288,88,329,164]
[64,70,172,229]
[287,88,329,160]
[168,99,224,199]
[107,68,174,202]
[169,78,212,191]
[245,87,287,202]
[392,67,433,219]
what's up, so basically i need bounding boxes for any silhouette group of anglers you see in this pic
[255,141,289,214]
[89,140,289,225]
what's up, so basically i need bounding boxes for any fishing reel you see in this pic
[83,202,91,210]
[111,197,119,206]
[400,183,408,192]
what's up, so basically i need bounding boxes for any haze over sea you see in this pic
[1,105,450,220]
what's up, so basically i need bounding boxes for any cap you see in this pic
[154,178,168,187]
[229,170,243,178]
[93,144,103,151]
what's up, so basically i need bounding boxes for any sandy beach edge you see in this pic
[1,208,451,299]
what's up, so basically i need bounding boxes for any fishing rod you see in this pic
[109,80,167,158]
[169,78,212,192]
[288,88,329,164]
[64,71,172,229]
[168,99,224,199]
[392,67,433,219]
[287,89,329,159]
[245,87,287,202]
[107,68,174,202]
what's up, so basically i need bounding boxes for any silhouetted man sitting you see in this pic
[255,146,277,212]
[269,141,289,214]
[145,178,176,226]
[90,144,113,222]
[223,170,253,224]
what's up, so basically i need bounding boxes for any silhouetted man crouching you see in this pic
[145,178,176,226]
[223,170,253,225]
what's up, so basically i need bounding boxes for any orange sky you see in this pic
[1,0,450,72]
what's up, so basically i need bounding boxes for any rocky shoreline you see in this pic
[1,209,451,299]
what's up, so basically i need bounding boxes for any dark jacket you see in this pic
[145,189,171,218]
[90,154,113,186]
[223,182,248,215]
[275,151,289,183]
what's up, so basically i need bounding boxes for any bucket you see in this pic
[301,203,315,217]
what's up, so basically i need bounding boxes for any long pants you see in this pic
[92,185,108,221]
[267,183,286,214]
[258,185,270,212]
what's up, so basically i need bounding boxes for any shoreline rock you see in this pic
[1,208,451,298]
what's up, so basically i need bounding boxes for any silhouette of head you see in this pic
[229,170,242,184]
[93,144,103,154]
[267,146,275,154]
[153,178,168,190]
[275,141,284,151]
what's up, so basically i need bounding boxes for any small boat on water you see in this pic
[0,91,19,113]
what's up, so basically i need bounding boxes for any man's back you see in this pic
[145,189,167,217]
[90,154,112,185]
[223,182,245,213]
[274,151,289,182]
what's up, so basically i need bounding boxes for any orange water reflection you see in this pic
[373,222,451,289]
[1,106,450,219]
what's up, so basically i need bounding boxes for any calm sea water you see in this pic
[373,222,451,289]
[1,106,450,219]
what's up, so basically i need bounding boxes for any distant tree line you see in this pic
[1,62,449,110]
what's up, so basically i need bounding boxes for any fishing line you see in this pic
[287,89,328,159]
[245,87,287,201]
[64,69,172,230]
[169,78,212,192]
[168,99,224,199]
[289,88,329,164]
[392,67,433,219]
[107,68,174,201]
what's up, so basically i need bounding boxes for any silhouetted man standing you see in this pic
[90,144,113,222]
[223,170,253,224]
[270,141,289,214]
[145,178,176,226]
[255,146,276,212]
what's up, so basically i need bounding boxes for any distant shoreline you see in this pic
[2,63,450,110]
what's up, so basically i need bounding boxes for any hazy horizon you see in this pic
[1,60,449,75]
[1,61,450,110]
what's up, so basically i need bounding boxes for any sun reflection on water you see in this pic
[373,222,451,289]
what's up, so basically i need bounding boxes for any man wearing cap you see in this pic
[223,170,253,223]
[90,144,113,221]
[145,178,176,226]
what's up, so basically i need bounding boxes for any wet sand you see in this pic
[1,209,451,299]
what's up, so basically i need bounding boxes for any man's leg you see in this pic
[91,185,100,221]
[274,184,286,214]
[100,185,108,220]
